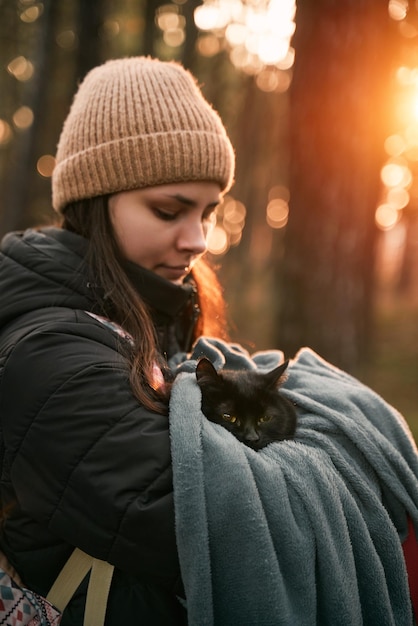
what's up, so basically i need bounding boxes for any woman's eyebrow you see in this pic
[165,194,219,209]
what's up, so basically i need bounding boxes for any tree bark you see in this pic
[143,0,161,57]
[75,0,106,82]
[180,0,200,70]
[0,0,57,235]
[278,0,396,371]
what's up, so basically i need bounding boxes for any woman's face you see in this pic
[108,181,222,284]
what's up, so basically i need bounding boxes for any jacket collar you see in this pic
[44,227,196,318]
[120,259,196,318]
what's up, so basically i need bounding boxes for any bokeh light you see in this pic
[194,0,296,84]
[380,3,418,231]
[100,20,120,41]
[0,120,13,146]
[12,106,34,130]
[196,34,221,56]
[20,4,43,23]
[387,186,410,209]
[375,204,401,230]
[266,198,289,229]
[380,161,412,188]
[384,134,406,156]
[207,225,229,255]
[156,4,186,48]
[37,155,56,178]
[207,195,247,255]
[56,30,77,49]
[7,56,34,81]
[388,0,408,20]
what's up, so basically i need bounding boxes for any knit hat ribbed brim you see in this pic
[52,57,235,213]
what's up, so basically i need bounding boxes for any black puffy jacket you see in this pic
[0,227,198,625]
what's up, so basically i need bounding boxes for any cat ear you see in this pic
[265,359,289,388]
[196,357,219,383]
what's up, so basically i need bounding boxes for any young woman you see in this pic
[0,57,234,624]
[1,56,417,626]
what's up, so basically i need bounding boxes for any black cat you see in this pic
[195,357,297,450]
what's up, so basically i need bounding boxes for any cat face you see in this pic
[196,358,297,450]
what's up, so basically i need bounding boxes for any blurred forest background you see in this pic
[1,0,418,441]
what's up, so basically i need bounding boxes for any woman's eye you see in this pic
[153,208,177,221]
[222,413,236,423]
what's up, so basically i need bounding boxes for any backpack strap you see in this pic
[47,548,114,626]
[85,557,115,626]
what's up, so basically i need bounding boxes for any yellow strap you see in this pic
[84,558,115,626]
[46,548,93,611]
[46,548,114,626]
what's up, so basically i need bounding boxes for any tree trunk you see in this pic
[143,0,162,57]
[180,0,200,70]
[278,0,396,371]
[0,0,57,235]
[75,0,106,82]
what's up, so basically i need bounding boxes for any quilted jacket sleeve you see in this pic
[0,313,180,587]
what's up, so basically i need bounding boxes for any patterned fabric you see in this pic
[84,311,134,345]
[0,571,61,626]
[84,311,166,392]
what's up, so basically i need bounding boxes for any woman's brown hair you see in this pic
[61,196,229,411]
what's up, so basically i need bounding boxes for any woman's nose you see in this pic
[177,219,208,255]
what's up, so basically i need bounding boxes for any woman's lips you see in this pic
[158,265,190,281]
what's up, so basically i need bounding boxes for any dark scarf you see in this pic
[43,227,200,358]
[120,260,200,358]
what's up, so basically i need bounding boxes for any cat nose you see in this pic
[244,426,260,442]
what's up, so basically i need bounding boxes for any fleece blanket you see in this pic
[168,338,418,626]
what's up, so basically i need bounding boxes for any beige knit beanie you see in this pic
[52,57,235,212]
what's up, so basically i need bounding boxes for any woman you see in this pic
[1,57,418,626]
[0,57,234,624]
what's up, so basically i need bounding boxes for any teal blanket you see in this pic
[169,339,418,626]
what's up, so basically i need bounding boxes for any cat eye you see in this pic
[222,413,237,423]
[259,415,272,424]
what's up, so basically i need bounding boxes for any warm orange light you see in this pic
[384,134,406,156]
[37,155,56,177]
[399,21,418,38]
[194,0,296,78]
[20,5,42,23]
[229,46,254,70]
[223,199,246,223]
[196,34,221,57]
[194,4,229,31]
[12,106,34,129]
[380,161,412,188]
[163,29,185,47]
[405,145,418,161]
[221,199,246,237]
[225,23,247,47]
[387,186,410,209]
[7,56,34,81]
[256,68,287,93]
[388,0,408,21]
[375,204,400,230]
[266,198,289,229]
[207,225,229,255]
[268,185,290,202]
[0,120,13,145]
[157,10,181,32]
